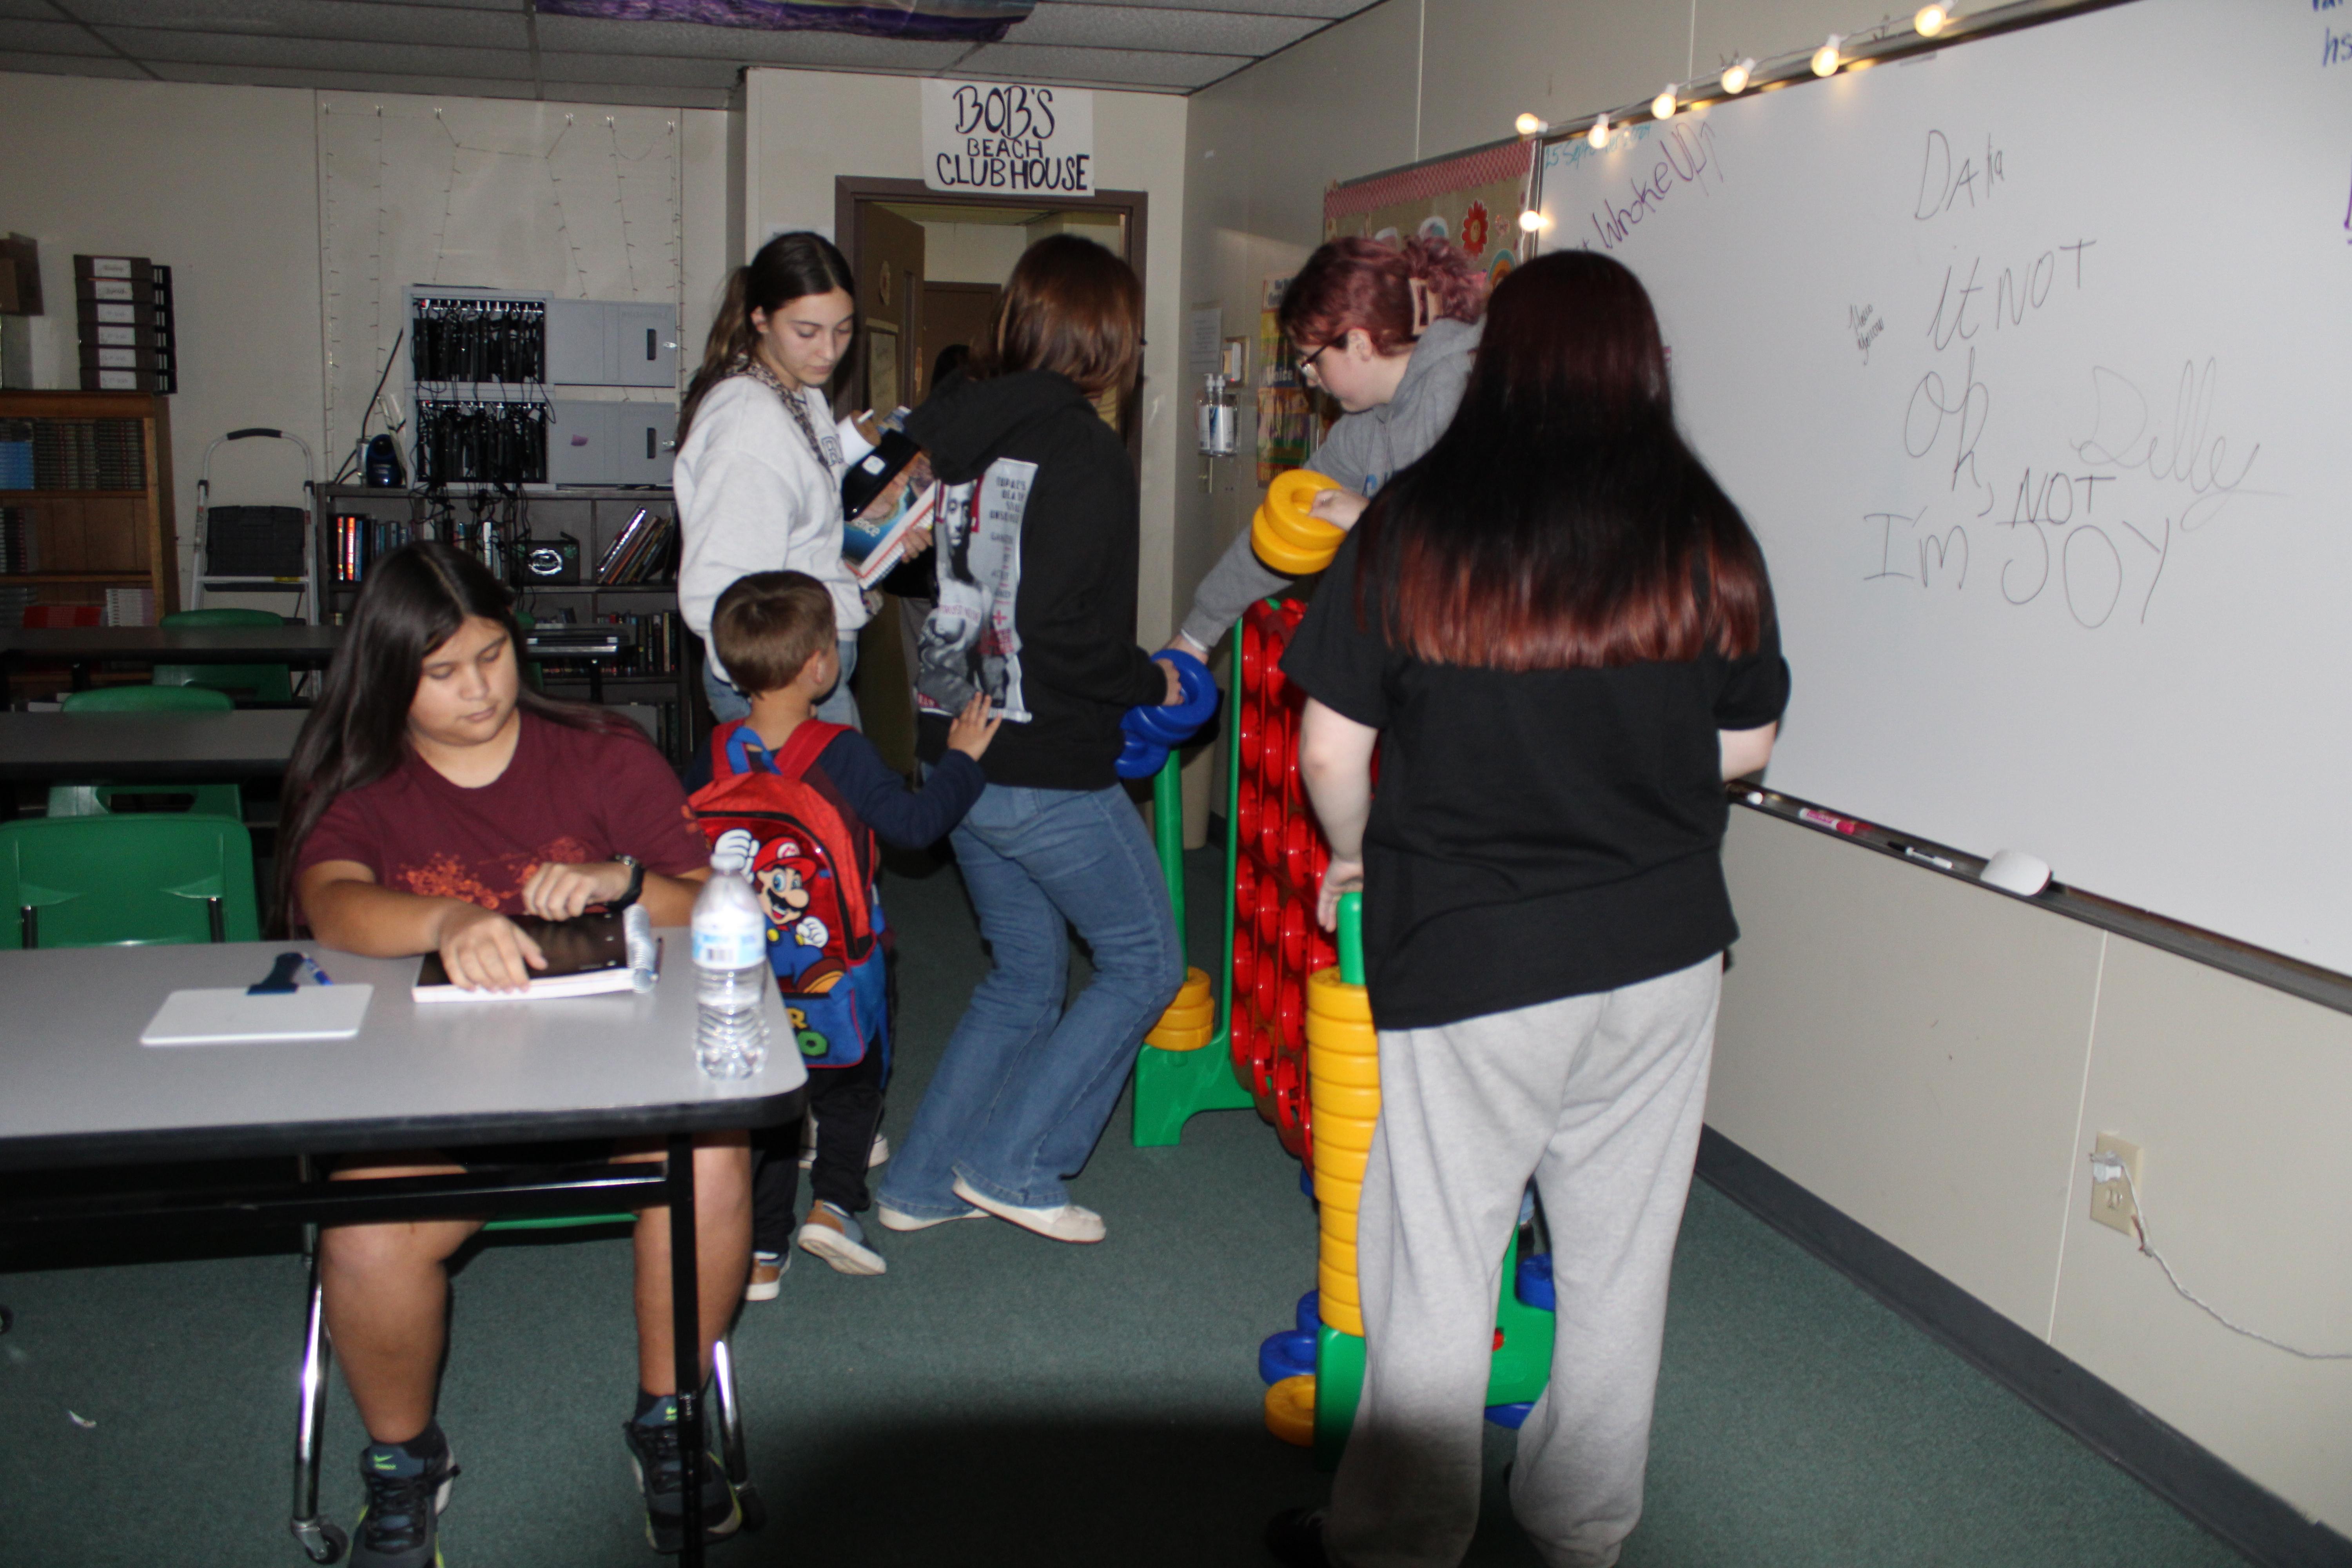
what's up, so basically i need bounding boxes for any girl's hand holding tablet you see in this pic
[432,903,547,993]
[520,858,633,921]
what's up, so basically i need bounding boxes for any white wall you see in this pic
[0,74,326,596]
[743,67,1190,645]
[1179,0,2352,1537]
[0,73,735,603]
[919,221,1030,286]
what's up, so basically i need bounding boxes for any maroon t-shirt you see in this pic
[297,712,708,921]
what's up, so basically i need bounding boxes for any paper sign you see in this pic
[921,80,1093,196]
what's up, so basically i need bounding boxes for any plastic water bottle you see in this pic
[692,835,769,1078]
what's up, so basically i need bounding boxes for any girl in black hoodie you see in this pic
[874,237,1188,1244]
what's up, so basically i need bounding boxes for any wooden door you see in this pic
[918,281,1001,401]
[854,205,924,419]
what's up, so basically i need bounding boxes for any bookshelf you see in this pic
[315,484,706,766]
[0,390,178,640]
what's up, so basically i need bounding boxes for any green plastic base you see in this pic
[1311,1228,1556,1470]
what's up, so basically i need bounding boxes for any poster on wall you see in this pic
[1322,138,1534,302]
[867,323,900,413]
[920,80,1094,196]
[1256,274,1312,483]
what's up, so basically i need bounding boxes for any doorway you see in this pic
[835,180,1150,773]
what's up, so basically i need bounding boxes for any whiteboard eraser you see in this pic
[1981,849,2052,896]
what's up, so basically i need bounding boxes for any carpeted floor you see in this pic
[0,843,2245,1566]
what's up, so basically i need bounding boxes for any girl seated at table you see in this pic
[276,540,746,1564]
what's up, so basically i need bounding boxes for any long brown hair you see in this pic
[1355,249,1770,670]
[273,541,634,933]
[984,234,1143,397]
[677,230,855,441]
[1278,235,1486,358]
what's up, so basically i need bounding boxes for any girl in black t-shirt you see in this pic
[1269,251,1790,1568]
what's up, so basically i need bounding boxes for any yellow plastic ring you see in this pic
[1145,1024,1215,1052]
[1259,498,1343,553]
[1323,1299,1365,1337]
[1318,1258,1360,1306]
[1312,1169,1361,1212]
[1314,1112,1377,1152]
[1312,1142,1368,1182]
[1305,1016,1378,1053]
[1307,1049,1380,1089]
[1318,1232,1359,1278]
[1156,1000,1216,1031]
[1267,469,1341,529]
[1265,1374,1317,1447]
[1319,1207,1358,1248]
[1312,1080,1382,1121]
[1172,967,1213,1003]
[1251,522,1337,578]
[1307,969,1373,1022]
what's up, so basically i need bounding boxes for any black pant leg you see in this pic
[808,1048,888,1216]
[749,1117,805,1256]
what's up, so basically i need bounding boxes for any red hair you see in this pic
[1356,249,1771,671]
[1278,236,1486,357]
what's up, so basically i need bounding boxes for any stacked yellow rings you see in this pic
[1251,470,1346,576]
[1305,965,1378,1338]
[1144,966,1216,1051]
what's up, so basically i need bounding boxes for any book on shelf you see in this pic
[594,507,675,586]
[23,604,103,628]
[0,505,42,574]
[104,586,155,626]
[412,909,645,1001]
[335,513,431,584]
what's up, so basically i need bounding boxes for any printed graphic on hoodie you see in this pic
[916,457,1037,724]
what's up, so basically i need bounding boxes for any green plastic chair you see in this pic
[0,814,261,948]
[513,607,545,693]
[47,684,245,823]
[154,607,294,703]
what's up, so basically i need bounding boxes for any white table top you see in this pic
[0,934,808,1169]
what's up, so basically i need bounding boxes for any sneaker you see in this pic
[951,1175,1106,1243]
[874,1199,987,1232]
[797,1201,887,1276]
[352,1433,458,1568]
[867,1132,891,1169]
[1264,1506,1336,1568]
[623,1396,742,1555]
[744,1249,789,1302]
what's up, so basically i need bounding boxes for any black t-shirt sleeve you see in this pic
[814,733,986,848]
[1278,532,1391,728]
[1713,599,1791,730]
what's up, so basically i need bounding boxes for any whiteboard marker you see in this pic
[1892,843,1956,871]
[1797,807,1867,835]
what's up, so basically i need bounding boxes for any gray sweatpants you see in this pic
[1325,956,1722,1568]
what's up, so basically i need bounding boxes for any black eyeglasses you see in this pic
[1299,339,1345,375]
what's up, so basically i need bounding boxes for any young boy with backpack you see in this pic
[689,570,998,1284]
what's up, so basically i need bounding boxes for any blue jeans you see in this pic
[878,782,1186,1218]
[702,637,860,728]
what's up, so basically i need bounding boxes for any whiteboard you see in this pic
[316,92,682,464]
[1532,0,2352,976]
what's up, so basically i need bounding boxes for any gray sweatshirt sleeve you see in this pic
[1180,528,1294,652]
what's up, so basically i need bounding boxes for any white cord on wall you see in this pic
[2088,1151,2352,1362]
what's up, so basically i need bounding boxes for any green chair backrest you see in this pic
[49,685,245,822]
[0,815,261,948]
[156,608,293,702]
[62,685,235,713]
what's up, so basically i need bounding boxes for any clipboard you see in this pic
[141,985,375,1046]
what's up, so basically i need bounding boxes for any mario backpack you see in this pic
[686,719,889,1070]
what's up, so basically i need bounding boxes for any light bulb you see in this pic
[1652,85,1677,120]
[1517,207,1546,234]
[1720,58,1753,95]
[1914,4,1949,36]
[1514,111,1546,137]
[1588,113,1610,150]
[1813,35,1842,75]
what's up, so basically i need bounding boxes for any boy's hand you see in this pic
[1316,856,1365,932]
[1308,488,1370,530]
[947,690,1002,759]
[434,903,547,992]
[1154,656,1185,706]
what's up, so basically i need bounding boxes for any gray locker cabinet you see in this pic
[605,303,679,389]
[545,299,610,385]
[610,403,677,485]
[547,399,676,486]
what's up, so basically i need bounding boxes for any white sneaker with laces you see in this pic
[951,1176,1105,1244]
[874,1200,987,1233]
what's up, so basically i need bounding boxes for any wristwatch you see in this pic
[607,854,645,912]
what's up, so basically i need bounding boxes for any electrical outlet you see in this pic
[2090,1134,2143,1236]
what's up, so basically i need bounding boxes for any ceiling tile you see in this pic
[0,47,147,77]
[1007,3,1319,55]
[63,0,527,47]
[143,60,540,97]
[98,27,531,78]
[531,13,965,69]
[0,18,115,54]
[537,50,742,89]
[1042,0,1373,15]
[955,41,1246,89]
